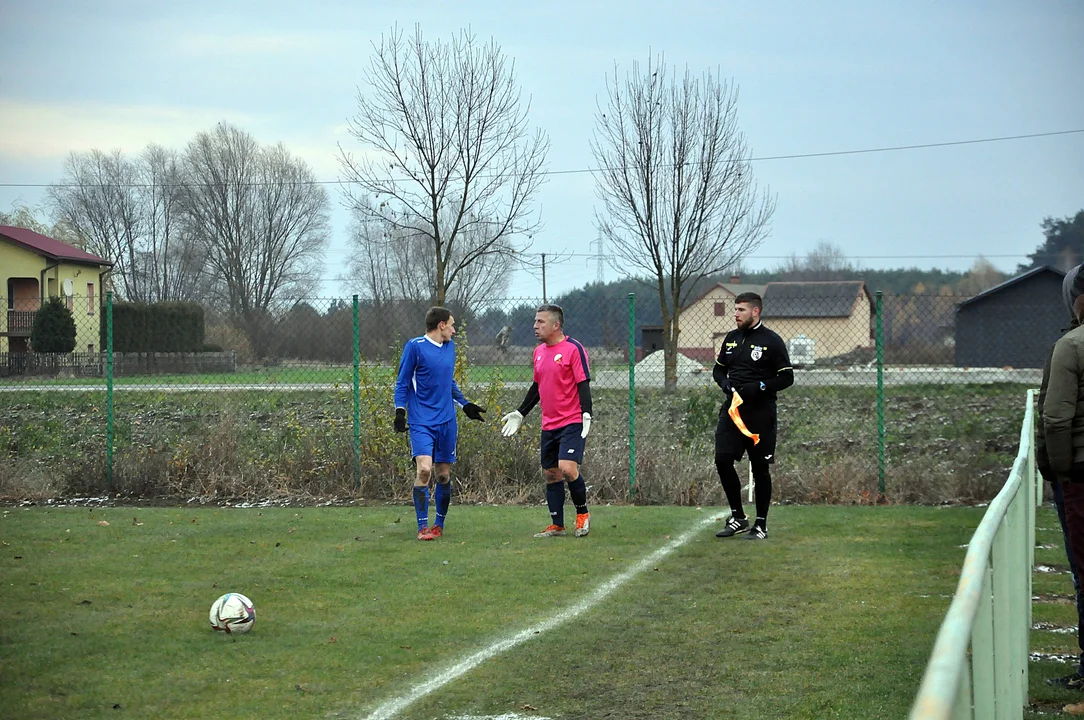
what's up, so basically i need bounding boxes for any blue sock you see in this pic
[434,481,450,528]
[413,486,429,531]
[545,481,565,527]
[567,476,588,515]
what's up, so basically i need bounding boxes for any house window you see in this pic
[714,301,726,317]
[87,283,95,315]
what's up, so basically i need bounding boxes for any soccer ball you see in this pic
[209,592,255,634]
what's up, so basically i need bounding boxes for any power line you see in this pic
[545,128,1084,176]
[2,128,1080,189]
[532,251,1035,260]
[308,251,1038,279]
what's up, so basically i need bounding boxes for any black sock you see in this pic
[567,476,588,515]
[545,481,565,527]
[715,457,745,519]
[752,463,772,528]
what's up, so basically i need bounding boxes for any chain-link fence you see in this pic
[0,285,1043,506]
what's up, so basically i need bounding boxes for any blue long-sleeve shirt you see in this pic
[394,336,468,427]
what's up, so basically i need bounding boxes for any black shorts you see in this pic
[715,405,777,464]
[540,423,586,469]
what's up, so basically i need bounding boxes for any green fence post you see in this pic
[352,295,361,492]
[876,290,885,498]
[106,291,114,488]
[628,292,636,500]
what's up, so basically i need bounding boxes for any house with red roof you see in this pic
[1,226,113,354]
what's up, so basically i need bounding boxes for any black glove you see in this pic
[737,381,765,400]
[394,407,407,433]
[1038,455,1054,484]
[463,403,487,422]
[720,378,732,394]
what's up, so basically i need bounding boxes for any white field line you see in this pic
[356,512,723,720]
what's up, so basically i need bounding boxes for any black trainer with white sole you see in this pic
[744,525,768,540]
[1047,672,1084,689]
[716,517,750,537]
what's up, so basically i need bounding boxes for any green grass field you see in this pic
[5,502,1076,719]
[0,363,637,387]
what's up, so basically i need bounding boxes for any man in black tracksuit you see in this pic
[713,292,794,540]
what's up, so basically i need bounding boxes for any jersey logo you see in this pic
[751,346,763,361]
[553,353,563,364]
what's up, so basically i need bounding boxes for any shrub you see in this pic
[30,296,77,353]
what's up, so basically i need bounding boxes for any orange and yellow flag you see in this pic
[727,391,760,445]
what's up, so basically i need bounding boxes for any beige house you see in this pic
[674,278,765,363]
[1,226,113,354]
[677,279,874,364]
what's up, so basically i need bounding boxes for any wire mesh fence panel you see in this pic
[636,283,1041,506]
[1,293,109,499]
[0,286,1043,506]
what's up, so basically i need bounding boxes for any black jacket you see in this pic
[712,321,795,406]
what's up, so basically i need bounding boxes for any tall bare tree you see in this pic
[181,123,330,357]
[592,56,775,391]
[48,147,209,302]
[338,25,548,305]
[48,149,144,299]
[136,144,208,301]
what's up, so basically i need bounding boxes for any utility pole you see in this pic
[541,253,547,303]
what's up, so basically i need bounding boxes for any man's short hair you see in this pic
[1066,264,1084,321]
[536,303,564,329]
[734,292,762,311]
[425,306,453,331]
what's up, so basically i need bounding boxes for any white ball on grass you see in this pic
[209,592,255,634]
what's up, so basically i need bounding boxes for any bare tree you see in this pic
[136,144,208,301]
[442,217,514,308]
[48,149,144,299]
[48,147,209,302]
[181,123,330,357]
[338,25,549,305]
[777,240,857,281]
[348,205,399,307]
[348,205,514,313]
[592,56,775,391]
[347,206,430,305]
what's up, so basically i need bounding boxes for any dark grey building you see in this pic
[955,266,1066,368]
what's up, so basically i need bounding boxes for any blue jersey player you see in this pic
[394,307,486,540]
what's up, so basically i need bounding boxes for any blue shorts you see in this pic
[409,420,458,464]
[540,423,585,469]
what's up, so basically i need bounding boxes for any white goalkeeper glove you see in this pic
[501,410,524,437]
[580,412,592,439]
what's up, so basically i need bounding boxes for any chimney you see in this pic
[728,274,741,284]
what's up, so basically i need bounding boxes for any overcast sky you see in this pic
[1,0,1081,299]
